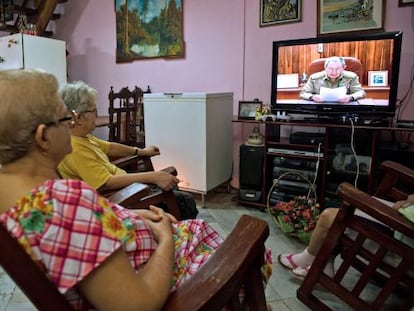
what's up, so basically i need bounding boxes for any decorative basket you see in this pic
[267,171,320,245]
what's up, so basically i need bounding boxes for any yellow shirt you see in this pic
[58,134,126,190]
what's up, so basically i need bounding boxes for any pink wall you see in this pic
[54,0,414,187]
[55,1,414,116]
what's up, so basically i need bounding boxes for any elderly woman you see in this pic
[57,80,198,220]
[0,69,272,311]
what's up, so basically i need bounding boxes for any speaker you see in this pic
[239,144,264,190]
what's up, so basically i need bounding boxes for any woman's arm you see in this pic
[77,206,175,311]
[107,141,160,158]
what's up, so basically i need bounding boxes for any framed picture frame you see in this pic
[238,101,262,120]
[260,0,301,27]
[317,0,384,36]
[115,0,184,62]
[368,70,388,87]
[399,0,414,7]
[343,155,371,175]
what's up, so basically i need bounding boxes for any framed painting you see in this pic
[317,0,384,36]
[260,0,301,27]
[399,0,414,6]
[115,0,184,62]
[368,70,388,87]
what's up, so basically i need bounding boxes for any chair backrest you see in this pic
[1,214,269,311]
[307,57,363,82]
[297,161,414,310]
[108,86,150,147]
[0,223,74,311]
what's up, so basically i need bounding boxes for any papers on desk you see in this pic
[320,86,347,102]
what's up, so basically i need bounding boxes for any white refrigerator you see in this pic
[144,92,233,201]
[0,33,66,86]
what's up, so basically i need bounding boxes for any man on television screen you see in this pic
[299,56,365,103]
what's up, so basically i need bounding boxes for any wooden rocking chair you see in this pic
[0,213,269,310]
[108,85,150,148]
[297,160,414,310]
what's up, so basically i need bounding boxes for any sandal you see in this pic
[277,253,299,270]
[291,265,310,279]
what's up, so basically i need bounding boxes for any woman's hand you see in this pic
[141,145,160,157]
[144,206,174,243]
[153,171,179,191]
[132,208,178,224]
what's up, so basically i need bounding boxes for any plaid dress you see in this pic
[0,179,272,310]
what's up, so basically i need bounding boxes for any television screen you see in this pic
[271,31,403,118]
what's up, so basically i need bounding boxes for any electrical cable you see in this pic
[348,119,360,188]
[308,142,321,199]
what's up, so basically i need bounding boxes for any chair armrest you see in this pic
[380,160,414,182]
[375,160,414,201]
[107,183,151,207]
[111,155,177,176]
[110,155,154,172]
[162,214,269,311]
[337,182,414,240]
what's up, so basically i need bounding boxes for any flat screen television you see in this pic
[270,31,403,119]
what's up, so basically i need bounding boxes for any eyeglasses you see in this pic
[45,110,77,128]
[83,108,97,115]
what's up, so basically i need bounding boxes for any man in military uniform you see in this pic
[300,56,365,103]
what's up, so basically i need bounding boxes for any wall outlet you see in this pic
[317,43,324,53]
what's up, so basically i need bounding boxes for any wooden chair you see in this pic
[104,154,181,220]
[0,214,269,311]
[108,85,151,148]
[307,57,363,83]
[297,160,414,310]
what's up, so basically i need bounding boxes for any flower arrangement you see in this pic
[268,196,320,245]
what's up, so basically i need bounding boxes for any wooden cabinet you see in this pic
[233,118,414,209]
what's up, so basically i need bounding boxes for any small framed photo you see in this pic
[343,155,371,175]
[368,71,388,87]
[238,101,262,120]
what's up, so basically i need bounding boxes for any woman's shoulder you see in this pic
[44,179,102,207]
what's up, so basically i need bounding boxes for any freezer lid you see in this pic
[0,34,24,71]
[144,92,233,101]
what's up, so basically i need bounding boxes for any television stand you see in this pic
[233,117,413,210]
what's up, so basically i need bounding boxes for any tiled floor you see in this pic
[0,187,406,310]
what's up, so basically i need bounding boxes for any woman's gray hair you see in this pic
[59,81,97,113]
[0,69,61,165]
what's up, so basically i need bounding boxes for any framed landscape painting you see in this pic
[317,0,384,36]
[115,0,184,62]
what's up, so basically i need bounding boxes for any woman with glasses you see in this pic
[299,56,365,103]
[0,69,272,310]
[57,80,199,220]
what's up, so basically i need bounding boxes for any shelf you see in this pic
[234,119,414,210]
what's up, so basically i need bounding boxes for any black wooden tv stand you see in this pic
[233,117,414,210]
